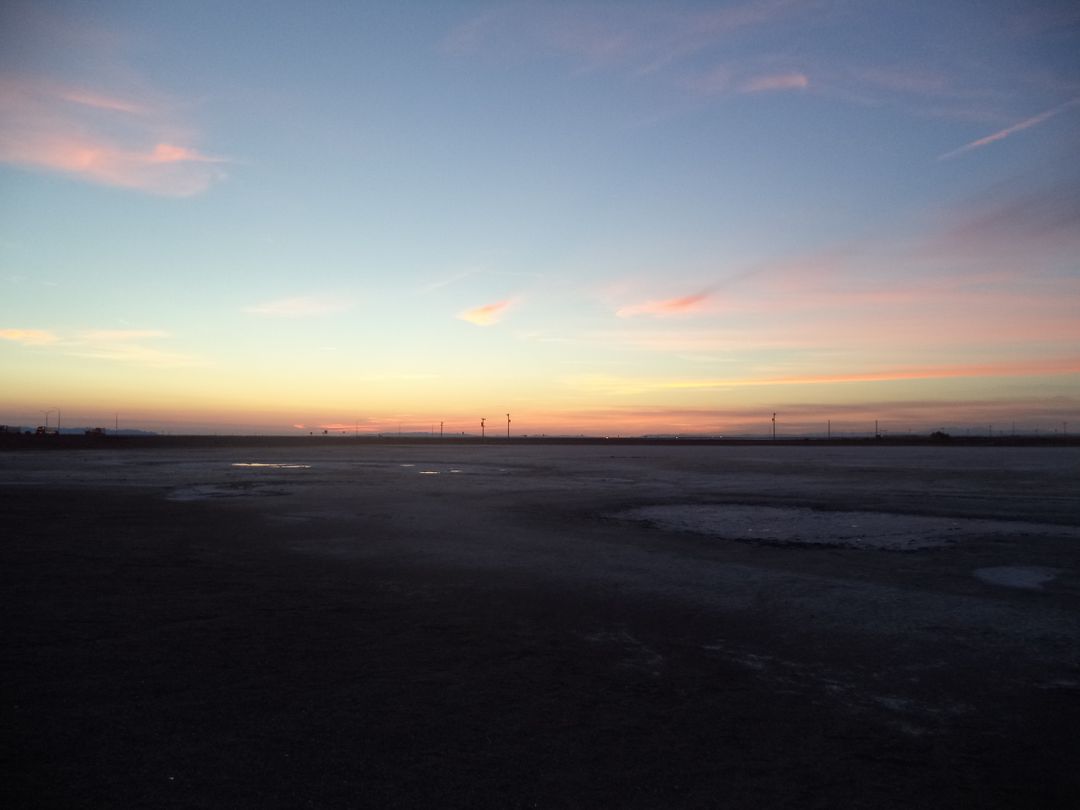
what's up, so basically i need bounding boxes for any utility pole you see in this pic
[506,413,511,439]
[827,419,831,440]
[771,412,776,440]
[440,421,444,438]
[481,418,485,439]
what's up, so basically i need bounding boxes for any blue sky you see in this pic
[2,1,1078,434]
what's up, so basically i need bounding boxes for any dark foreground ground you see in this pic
[3,444,1079,808]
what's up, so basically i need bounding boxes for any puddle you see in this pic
[232,462,311,469]
[974,566,1061,590]
[418,470,440,475]
[167,484,289,501]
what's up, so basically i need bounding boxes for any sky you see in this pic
[1,0,1078,436]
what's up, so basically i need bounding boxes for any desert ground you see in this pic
[3,442,1079,807]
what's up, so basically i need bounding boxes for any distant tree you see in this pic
[930,430,951,440]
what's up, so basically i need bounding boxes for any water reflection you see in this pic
[232,462,312,469]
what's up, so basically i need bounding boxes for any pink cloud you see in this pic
[0,76,226,196]
[568,357,1080,399]
[939,98,1080,159]
[57,88,148,115]
[752,357,1080,386]
[617,291,712,318]
[457,300,514,326]
[739,72,809,93]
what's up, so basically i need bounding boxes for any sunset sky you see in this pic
[2,1,1078,436]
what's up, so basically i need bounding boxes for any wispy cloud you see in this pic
[2,325,203,367]
[739,72,809,93]
[78,328,170,342]
[0,327,60,345]
[616,291,712,318]
[923,179,1080,258]
[244,296,353,318]
[939,98,1080,160]
[567,356,1080,396]
[0,75,227,196]
[683,65,733,96]
[418,268,482,294]
[64,344,202,367]
[457,299,514,326]
[446,1,808,76]
[65,328,202,367]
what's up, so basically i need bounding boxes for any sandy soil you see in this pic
[3,443,1079,807]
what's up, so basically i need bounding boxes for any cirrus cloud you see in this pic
[938,98,1080,160]
[1,325,203,367]
[244,296,354,318]
[739,72,809,93]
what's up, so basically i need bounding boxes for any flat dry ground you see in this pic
[3,444,1079,808]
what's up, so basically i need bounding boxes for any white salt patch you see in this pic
[619,504,1080,550]
[973,566,1060,590]
[618,504,969,549]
